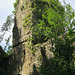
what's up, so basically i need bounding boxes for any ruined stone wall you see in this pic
[11,0,54,75]
[12,39,54,75]
[1,0,75,75]
[12,0,32,74]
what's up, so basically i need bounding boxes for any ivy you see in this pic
[32,0,65,44]
[12,0,19,14]
[22,13,32,28]
[13,0,19,8]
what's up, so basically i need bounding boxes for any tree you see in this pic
[31,1,75,75]
[0,14,14,42]
[0,14,14,55]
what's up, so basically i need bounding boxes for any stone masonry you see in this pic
[12,0,54,75]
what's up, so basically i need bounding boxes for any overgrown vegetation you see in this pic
[0,14,13,56]
[4,36,12,56]
[13,0,19,8]
[12,0,19,14]
[0,0,75,75]
[31,0,75,75]
[32,0,65,44]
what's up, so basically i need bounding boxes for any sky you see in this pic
[0,0,15,24]
[0,0,75,49]
[60,0,75,9]
[0,0,15,49]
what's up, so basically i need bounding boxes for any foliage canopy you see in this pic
[32,0,65,44]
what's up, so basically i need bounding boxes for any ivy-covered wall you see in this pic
[0,0,75,75]
[13,0,65,45]
[12,0,66,75]
[32,0,65,44]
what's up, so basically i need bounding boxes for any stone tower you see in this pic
[11,0,69,74]
[12,0,54,75]
[0,0,75,75]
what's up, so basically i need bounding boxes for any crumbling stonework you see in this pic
[0,0,75,75]
[12,0,54,75]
